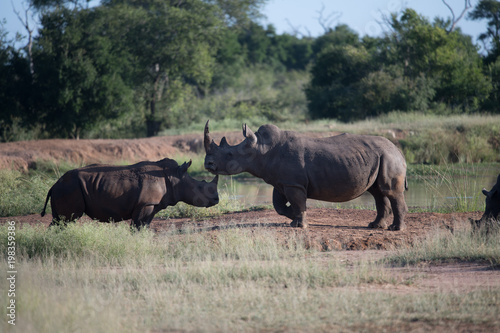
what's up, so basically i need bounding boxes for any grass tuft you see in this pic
[387,219,500,267]
[0,170,55,217]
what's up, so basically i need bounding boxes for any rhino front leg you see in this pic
[273,188,294,220]
[283,186,308,229]
[131,205,156,230]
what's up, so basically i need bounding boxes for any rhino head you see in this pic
[203,120,260,175]
[175,160,219,207]
[479,174,500,223]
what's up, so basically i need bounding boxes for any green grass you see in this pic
[1,220,499,332]
[0,170,55,217]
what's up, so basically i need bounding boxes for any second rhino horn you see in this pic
[220,137,229,147]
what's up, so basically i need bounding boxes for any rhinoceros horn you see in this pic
[204,120,213,152]
[220,137,229,147]
[211,174,219,184]
[242,123,257,146]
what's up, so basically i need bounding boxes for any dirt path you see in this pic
[2,208,483,250]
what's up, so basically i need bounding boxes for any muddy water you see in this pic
[218,174,498,210]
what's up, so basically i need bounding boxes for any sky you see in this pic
[0,0,488,48]
[260,0,485,39]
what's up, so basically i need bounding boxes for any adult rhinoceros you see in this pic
[204,121,408,230]
[41,158,219,229]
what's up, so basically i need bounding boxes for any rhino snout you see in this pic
[205,160,217,173]
[197,194,219,207]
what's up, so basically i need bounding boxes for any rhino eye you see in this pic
[226,152,233,160]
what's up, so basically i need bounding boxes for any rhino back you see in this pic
[265,133,405,202]
[75,163,170,221]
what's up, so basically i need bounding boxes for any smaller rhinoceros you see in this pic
[477,173,500,225]
[41,158,219,229]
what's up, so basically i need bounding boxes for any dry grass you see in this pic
[1,220,499,332]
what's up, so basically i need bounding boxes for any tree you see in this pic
[441,0,472,33]
[311,24,360,55]
[306,9,492,121]
[306,44,373,120]
[102,0,223,136]
[272,33,312,70]
[468,0,500,60]
[33,6,135,138]
[387,9,491,110]
[209,0,268,28]
[0,21,37,141]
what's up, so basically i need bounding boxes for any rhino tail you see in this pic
[41,188,52,217]
[405,177,408,191]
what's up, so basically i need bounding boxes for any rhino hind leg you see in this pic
[387,194,408,231]
[48,183,85,228]
[367,188,391,229]
[48,212,83,227]
[49,202,84,228]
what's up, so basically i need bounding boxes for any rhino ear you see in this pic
[483,188,490,197]
[179,160,192,175]
[242,123,257,147]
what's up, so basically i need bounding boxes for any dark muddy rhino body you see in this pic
[42,158,219,229]
[474,174,500,227]
[204,121,408,230]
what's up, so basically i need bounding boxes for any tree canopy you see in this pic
[0,1,499,140]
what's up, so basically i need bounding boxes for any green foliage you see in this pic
[307,8,493,121]
[306,44,372,120]
[1,222,158,264]
[2,2,500,139]
[33,5,136,138]
[399,118,500,165]
[0,169,55,217]
[385,9,492,111]
[311,24,360,54]
[468,0,500,60]
[160,65,309,128]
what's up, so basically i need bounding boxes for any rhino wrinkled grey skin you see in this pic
[477,174,500,224]
[41,158,219,229]
[204,121,408,230]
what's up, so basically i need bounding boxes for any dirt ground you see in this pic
[1,134,500,328]
[1,207,484,251]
